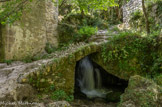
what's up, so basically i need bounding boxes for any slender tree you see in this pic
[142,0,150,34]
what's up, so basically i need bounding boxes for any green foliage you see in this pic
[101,32,160,77]
[37,94,43,99]
[0,0,33,25]
[22,54,50,63]
[58,13,109,44]
[89,17,109,29]
[131,10,143,21]
[51,90,74,102]
[151,57,162,75]
[76,26,98,42]
[71,0,117,14]
[45,42,57,54]
[156,1,162,16]
[22,56,33,63]
[130,1,162,33]
[4,60,13,65]
[111,26,120,32]
[129,10,145,31]
[78,26,97,37]
[153,74,162,86]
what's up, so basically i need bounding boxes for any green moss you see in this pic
[154,74,162,86]
[51,90,74,102]
[0,24,5,62]
[118,75,162,107]
[90,34,161,80]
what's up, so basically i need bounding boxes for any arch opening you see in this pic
[74,56,128,103]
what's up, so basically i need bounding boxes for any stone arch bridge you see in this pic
[0,42,107,101]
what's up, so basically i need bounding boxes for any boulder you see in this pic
[118,75,162,107]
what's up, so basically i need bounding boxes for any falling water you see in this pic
[95,68,102,89]
[77,57,106,98]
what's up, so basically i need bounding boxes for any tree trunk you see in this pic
[81,9,85,18]
[142,0,150,34]
[117,0,122,21]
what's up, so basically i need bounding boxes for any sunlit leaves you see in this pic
[71,0,118,14]
[0,0,31,25]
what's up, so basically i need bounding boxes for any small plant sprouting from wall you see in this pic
[45,42,57,54]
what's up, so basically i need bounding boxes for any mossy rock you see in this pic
[118,75,162,107]
[154,74,162,86]
[91,35,162,80]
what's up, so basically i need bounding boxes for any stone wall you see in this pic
[0,25,5,61]
[0,0,58,61]
[122,0,142,26]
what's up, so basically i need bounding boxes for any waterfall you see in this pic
[95,68,102,89]
[78,56,95,91]
[77,56,106,98]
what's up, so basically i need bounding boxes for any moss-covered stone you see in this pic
[20,42,103,98]
[91,36,162,80]
[19,36,161,101]
[118,75,162,107]
[154,74,162,86]
[0,24,5,62]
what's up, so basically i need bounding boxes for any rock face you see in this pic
[0,0,58,61]
[123,0,162,29]
[0,61,46,101]
[122,0,142,27]
[119,75,162,107]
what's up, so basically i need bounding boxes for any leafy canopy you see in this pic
[0,0,117,24]
[71,0,117,13]
[0,0,33,25]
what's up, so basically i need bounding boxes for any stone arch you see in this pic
[20,43,103,96]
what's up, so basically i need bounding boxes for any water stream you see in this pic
[77,56,107,98]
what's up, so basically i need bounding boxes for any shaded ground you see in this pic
[71,99,117,107]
